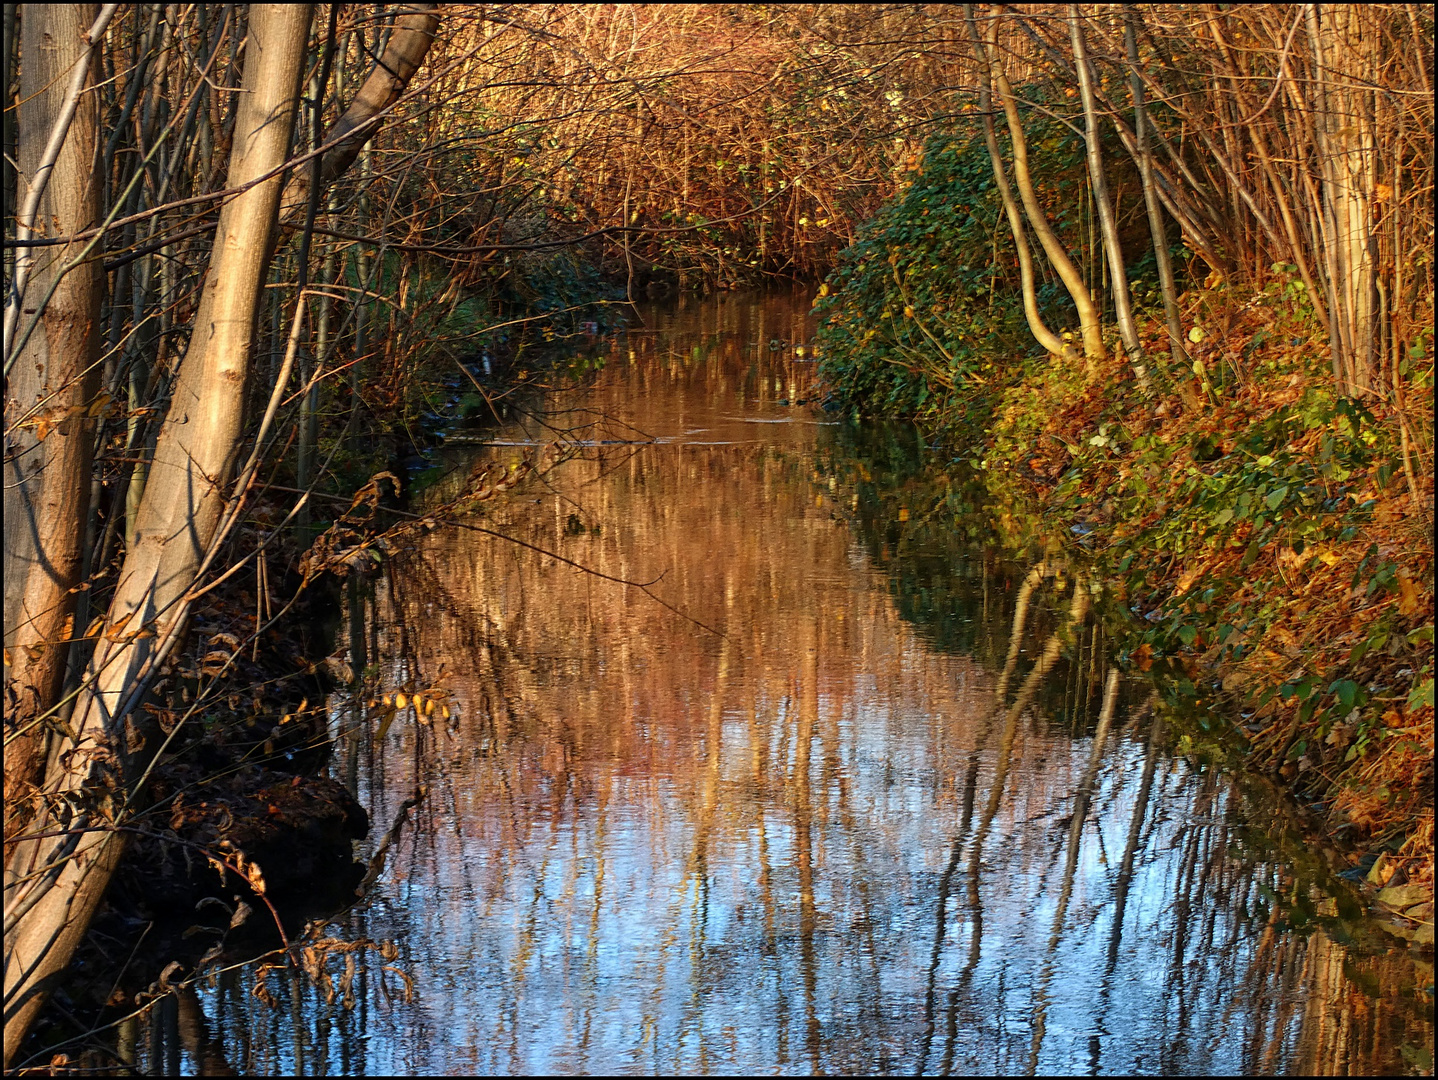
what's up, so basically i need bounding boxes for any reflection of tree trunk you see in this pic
[795,621,821,1069]
[687,640,730,889]
[1056,667,1120,943]
[920,677,996,1075]
[175,984,238,1076]
[953,579,1089,1072]
[995,559,1051,703]
[976,580,1089,857]
[1028,665,1118,1071]
[1105,700,1163,974]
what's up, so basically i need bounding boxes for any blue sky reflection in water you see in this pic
[192,289,1431,1076]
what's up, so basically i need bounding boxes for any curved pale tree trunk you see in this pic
[986,4,1104,367]
[3,8,312,1066]
[966,7,1065,360]
[1069,5,1147,388]
[3,4,105,845]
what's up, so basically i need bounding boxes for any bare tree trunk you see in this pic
[279,4,440,223]
[987,5,1104,367]
[3,2,104,862]
[1305,4,1379,396]
[1123,5,1188,370]
[1070,5,1147,387]
[3,8,312,1066]
[966,6,1065,360]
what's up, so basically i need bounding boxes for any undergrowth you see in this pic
[815,134,1436,886]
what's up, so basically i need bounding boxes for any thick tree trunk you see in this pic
[2,8,313,1066]
[1070,6,1147,388]
[1305,4,1379,396]
[986,5,1103,366]
[3,3,103,867]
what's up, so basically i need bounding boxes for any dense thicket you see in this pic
[818,5,1434,410]
[813,6,1434,890]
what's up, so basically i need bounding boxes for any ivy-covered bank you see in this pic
[815,133,1435,889]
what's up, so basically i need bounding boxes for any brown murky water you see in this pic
[156,289,1429,1075]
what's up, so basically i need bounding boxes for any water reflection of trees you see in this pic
[120,293,1431,1076]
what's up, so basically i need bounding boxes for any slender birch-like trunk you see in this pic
[966,6,1066,360]
[986,5,1104,366]
[1070,6,1147,387]
[3,9,312,1065]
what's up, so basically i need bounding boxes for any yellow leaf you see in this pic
[374,706,399,746]
[1397,574,1420,616]
[395,692,408,710]
[897,508,910,521]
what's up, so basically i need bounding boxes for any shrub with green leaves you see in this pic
[815,121,1101,418]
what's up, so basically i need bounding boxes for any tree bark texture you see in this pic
[3,2,104,862]
[1123,4,1188,368]
[967,6,1065,360]
[3,7,312,1067]
[1305,3,1379,395]
[279,4,440,223]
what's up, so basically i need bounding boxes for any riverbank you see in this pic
[906,281,1434,900]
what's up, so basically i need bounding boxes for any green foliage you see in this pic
[814,111,1131,420]
[816,132,1043,416]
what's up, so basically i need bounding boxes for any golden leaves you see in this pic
[373,684,455,748]
[217,839,267,895]
[1396,572,1422,616]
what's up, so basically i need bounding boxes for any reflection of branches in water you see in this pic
[1027,666,1119,1074]
[922,572,1090,1074]
[917,694,992,1077]
[1097,705,1164,971]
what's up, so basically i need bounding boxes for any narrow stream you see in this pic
[157,289,1428,1075]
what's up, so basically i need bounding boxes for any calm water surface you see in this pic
[178,290,1429,1075]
